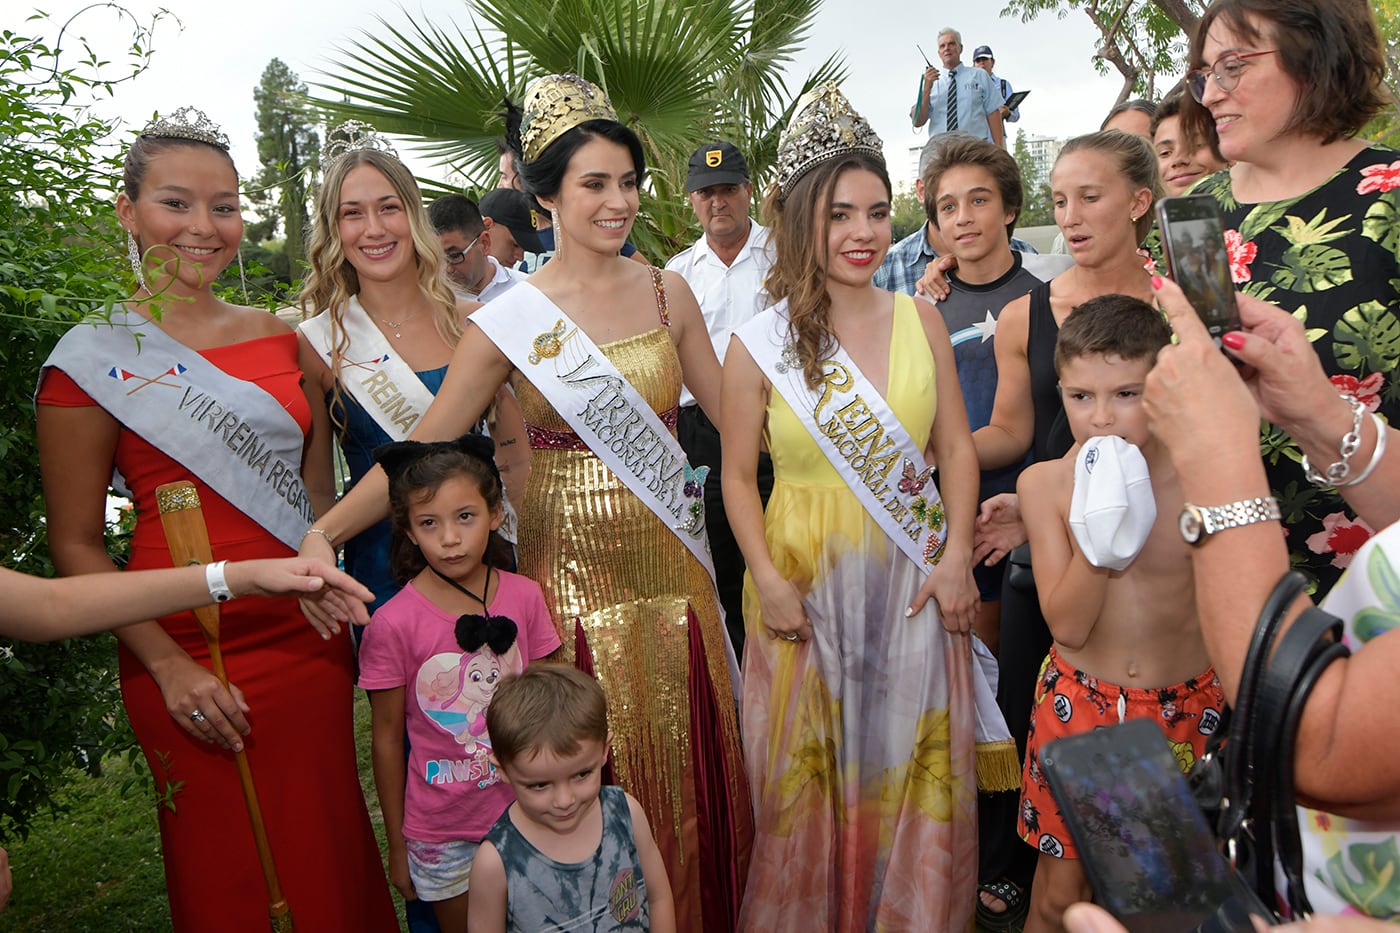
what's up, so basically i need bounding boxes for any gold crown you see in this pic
[324,120,399,164]
[519,74,618,162]
[140,106,230,151]
[773,83,884,198]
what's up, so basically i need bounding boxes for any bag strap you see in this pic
[1261,605,1350,918]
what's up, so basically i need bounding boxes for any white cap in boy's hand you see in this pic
[1068,435,1156,571]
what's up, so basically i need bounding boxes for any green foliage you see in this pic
[1012,130,1054,228]
[890,184,926,243]
[312,0,846,262]
[250,58,320,273]
[999,0,1205,101]
[0,7,173,840]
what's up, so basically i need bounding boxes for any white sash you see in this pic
[42,310,315,550]
[298,299,520,545]
[470,283,717,582]
[297,297,433,440]
[736,301,947,572]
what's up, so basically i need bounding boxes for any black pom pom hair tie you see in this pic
[372,433,502,492]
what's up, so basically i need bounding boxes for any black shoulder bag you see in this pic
[1190,571,1351,919]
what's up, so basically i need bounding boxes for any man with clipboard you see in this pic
[973,46,1029,131]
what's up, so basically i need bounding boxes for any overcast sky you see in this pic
[22,0,1171,190]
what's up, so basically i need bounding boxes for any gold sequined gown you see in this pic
[512,310,753,933]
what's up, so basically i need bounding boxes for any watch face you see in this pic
[1179,508,1203,544]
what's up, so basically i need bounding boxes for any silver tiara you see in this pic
[773,83,884,198]
[324,120,399,164]
[140,106,230,151]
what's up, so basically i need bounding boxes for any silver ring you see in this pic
[781,632,800,642]
[189,709,207,724]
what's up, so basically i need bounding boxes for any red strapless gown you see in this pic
[39,333,397,932]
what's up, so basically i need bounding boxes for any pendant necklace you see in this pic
[430,564,491,609]
[377,309,420,339]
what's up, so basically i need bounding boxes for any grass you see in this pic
[3,693,409,932]
[4,698,1013,931]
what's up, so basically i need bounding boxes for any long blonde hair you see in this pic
[299,149,462,429]
[763,153,892,389]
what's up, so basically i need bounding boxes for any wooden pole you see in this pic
[155,481,294,932]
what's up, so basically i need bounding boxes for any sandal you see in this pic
[975,878,1028,931]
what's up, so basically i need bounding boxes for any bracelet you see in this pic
[205,561,233,603]
[302,527,337,550]
[1302,394,1366,488]
[1336,413,1388,488]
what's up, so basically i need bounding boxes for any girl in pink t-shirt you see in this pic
[358,436,561,932]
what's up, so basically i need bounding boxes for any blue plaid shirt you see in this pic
[875,222,1039,295]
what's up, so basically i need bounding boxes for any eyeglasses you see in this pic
[1186,50,1276,103]
[444,234,481,265]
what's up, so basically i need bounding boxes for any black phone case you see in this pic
[1039,719,1273,933]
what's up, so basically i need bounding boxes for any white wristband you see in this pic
[205,560,234,603]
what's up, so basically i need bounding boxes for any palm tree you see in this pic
[313,0,845,260]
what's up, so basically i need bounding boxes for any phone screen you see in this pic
[1156,196,1242,344]
[1040,719,1271,933]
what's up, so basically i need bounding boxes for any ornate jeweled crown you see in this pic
[519,74,618,162]
[140,106,230,151]
[324,120,399,165]
[773,83,884,198]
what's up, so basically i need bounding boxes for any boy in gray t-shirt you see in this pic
[468,666,675,932]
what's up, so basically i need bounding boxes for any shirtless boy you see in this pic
[1015,294,1227,933]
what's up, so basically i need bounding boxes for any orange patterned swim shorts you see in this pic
[1017,645,1226,859]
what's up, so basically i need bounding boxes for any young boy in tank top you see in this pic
[466,666,675,933]
[1015,295,1229,933]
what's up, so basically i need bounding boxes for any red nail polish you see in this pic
[1221,331,1246,350]
[1150,275,1164,290]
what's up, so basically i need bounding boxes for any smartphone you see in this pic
[1039,719,1274,933]
[1156,195,1242,346]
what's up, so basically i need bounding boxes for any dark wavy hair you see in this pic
[502,102,646,201]
[762,152,892,390]
[1180,0,1390,154]
[922,136,1024,240]
[385,445,510,585]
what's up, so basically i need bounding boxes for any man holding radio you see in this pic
[911,27,1005,148]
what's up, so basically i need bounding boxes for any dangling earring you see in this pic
[236,249,249,304]
[551,209,562,259]
[126,230,148,292]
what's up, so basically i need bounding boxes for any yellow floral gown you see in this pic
[511,279,753,933]
[739,296,978,932]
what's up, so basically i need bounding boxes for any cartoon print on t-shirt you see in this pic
[417,614,521,755]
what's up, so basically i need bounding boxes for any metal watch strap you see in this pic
[1200,496,1282,535]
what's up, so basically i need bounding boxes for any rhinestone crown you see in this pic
[324,120,399,164]
[519,74,618,162]
[140,106,230,151]
[773,83,884,198]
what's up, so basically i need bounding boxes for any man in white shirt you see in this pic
[428,193,529,303]
[665,141,774,655]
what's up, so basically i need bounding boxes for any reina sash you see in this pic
[737,299,1019,790]
[300,299,521,544]
[298,297,432,441]
[42,310,315,550]
[736,300,948,572]
[469,282,717,584]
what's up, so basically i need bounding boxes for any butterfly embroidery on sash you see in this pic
[898,459,934,496]
[684,464,710,498]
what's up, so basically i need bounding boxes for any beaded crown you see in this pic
[140,106,230,151]
[773,83,884,198]
[324,120,399,164]
[519,74,618,162]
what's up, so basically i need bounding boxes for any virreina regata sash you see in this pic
[41,310,315,550]
[736,301,948,572]
[469,282,718,584]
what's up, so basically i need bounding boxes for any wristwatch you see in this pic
[1179,497,1282,545]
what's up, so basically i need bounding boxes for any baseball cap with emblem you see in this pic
[478,188,545,254]
[973,45,994,61]
[685,142,750,193]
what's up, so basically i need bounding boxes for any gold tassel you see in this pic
[976,739,1022,792]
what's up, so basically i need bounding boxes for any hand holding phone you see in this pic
[1156,196,1242,347]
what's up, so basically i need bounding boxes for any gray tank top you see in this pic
[484,785,651,932]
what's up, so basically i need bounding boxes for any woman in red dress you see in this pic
[35,108,397,932]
